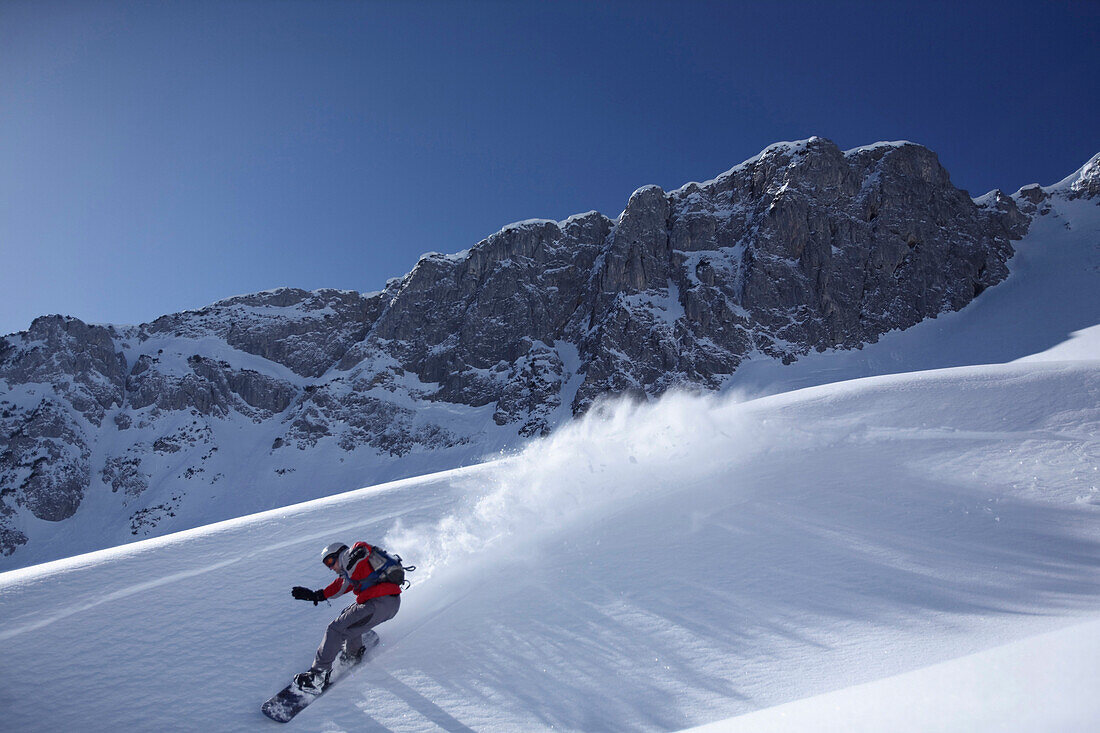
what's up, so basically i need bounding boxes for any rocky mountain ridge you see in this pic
[2,138,1095,567]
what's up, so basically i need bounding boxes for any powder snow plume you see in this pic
[382,389,768,592]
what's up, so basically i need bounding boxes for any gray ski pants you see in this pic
[312,593,400,672]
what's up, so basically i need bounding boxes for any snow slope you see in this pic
[688,617,1100,733]
[1,355,1098,731]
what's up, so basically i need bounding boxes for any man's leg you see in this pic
[312,595,401,671]
[312,601,377,672]
[343,594,400,657]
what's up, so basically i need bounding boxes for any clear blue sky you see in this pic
[1,0,1097,336]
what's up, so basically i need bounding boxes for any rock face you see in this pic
[145,288,385,379]
[2,137,1085,567]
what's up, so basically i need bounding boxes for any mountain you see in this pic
[1,139,1096,569]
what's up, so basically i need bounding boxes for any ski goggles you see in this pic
[323,553,340,568]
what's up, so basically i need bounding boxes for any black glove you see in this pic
[347,544,368,566]
[291,586,325,605]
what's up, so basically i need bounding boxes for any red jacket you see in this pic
[322,541,402,603]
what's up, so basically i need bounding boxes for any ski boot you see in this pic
[340,645,367,665]
[293,668,330,695]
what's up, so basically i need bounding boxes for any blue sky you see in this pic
[1,0,1097,336]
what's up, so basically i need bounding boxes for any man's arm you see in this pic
[322,575,348,599]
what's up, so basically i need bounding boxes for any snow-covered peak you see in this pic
[972,189,1001,207]
[562,210,604,226]
[670,137,929,198]
[748,136,821,162]
[501,217,559,232]
[842,140,918,156]
[1012,151,1100,203]
[417,248,471,264]
[628,183,665,200]
[1046,150,1100,198]
[672,137,826,193]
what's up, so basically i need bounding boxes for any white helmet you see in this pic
[320,542,348,569]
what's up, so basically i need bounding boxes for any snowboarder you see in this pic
[289,541,402,693]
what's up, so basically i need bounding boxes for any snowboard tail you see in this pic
[261,630,379,723]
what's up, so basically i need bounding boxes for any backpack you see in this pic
[346,543,415,590]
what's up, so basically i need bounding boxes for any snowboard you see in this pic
[261,630,380,723]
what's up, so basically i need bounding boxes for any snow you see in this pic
[1016,324,1100,362]
[687,618,1100,733]
[1,354,1098,731]
[671,138,918,199]
[1,159,1098,731]
[418,248,471,263]
[672,138,821,195]
[119,333,312,383]
[842,140,916,156]
[1046,151,1100,194]
[501,217,559,232]
[972,189,1001,207]
[630,183,666,199]
[621,281,685,329]
[563,210,603,225]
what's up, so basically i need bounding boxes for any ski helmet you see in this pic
[320,542,348,569]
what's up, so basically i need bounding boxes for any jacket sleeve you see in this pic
[322,576,347,599]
